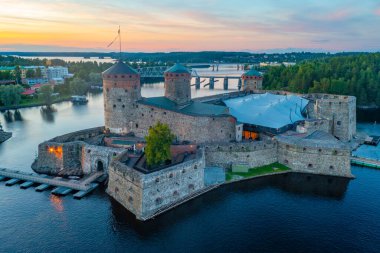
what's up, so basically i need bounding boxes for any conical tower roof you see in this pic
[165,63,191,74]
[103,60,138,75]
[243,69,262,77]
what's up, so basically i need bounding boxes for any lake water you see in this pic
[1,85,380,252]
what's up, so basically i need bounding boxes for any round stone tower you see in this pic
[241,69,263,91]
[102,60,141,134]
[164,63,191,105]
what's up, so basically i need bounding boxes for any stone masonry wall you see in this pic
[277,141,352,178]
[306,94,356,141]
[204,141,278,168]
[107,149,205,220]
[132,103,237,144]
[81,144,124,174]
[103,73,141,134]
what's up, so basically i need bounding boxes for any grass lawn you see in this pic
[226,162,291,181]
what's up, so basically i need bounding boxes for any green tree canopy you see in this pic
[263,53,380,106]
[145,122,175,168]
[0,85,24,107]
[69,77,89,95]
[39,85,54,106]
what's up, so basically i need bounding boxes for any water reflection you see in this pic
[50,194,64,212]
[109,172,351,236]
[2,110,14,123]
[40,106,57,123]
[13,110,23,121]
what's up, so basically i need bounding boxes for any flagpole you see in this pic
[119,25,121,60]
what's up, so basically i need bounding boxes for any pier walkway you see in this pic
[351,157,380,169]
[0,168,103,191]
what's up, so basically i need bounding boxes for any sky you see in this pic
[0,0,379,52]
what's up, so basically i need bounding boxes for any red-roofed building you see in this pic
[21,89,36,96]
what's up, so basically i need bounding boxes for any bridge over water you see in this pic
[138,66,243,90]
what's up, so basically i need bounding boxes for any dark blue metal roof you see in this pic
[102,60,138,75]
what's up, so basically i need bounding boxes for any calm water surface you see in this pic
[1,84,380,253]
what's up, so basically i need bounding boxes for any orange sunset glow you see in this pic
[1,0,380,52]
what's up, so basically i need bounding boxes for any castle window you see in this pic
[87,149,91,153]
[337,121,342,126]
[124,89,128,92]
[128,196,133,203]
[176,74,179,77]
[121,75,125,78]
[107,75,111,78]
[286,145,290,150]
[118,99,121,102]
[329,165,334,170]
[155,178,159,183]
[155,198,163,205]
[194,165,198,170]
[173,191,179,196]
[308,164,313,168]
[115,187,119,193]
[113,104,116,108]
[114,83,117,86]
[163,112,166,115]
[114,75,117,78]
[318,149,322,153]
[136,123,139,128]
[142,113,144,117]
[122,105,125,108]
[182,169,186,174]
[169,173,173,178]
[284,159,289,164]
[129,75,132,78]
[303,147,307,151]
[188,184,195,190]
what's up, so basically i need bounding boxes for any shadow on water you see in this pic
[40,106,57,123]
[109,172,351,236]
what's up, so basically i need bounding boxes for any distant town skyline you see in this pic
[1,0,379,52]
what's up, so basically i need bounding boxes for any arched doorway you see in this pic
[97,160,104,172]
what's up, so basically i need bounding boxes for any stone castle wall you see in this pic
[204,141,278,168]
[103,73,141,134]
[81,144,124,174]
[32,141,83,176]
[107,149,205,220]
[277,140,352,178]
[306,94,356,141]
[131,103,237,143]
[164,73,191,105]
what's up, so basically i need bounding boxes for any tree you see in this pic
[14,66,21,84]
[39,85,54,106]
[145,122,175,168]
[35,67,42,78]
[26,69,35,78]
[0,85,23,107]
[88,72,102,85]
[69,77,89,95]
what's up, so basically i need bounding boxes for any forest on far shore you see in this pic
[263,53,380,107]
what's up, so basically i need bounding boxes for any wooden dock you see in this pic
[351,157,380,169]
[0,168,105,199]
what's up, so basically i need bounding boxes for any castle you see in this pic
[32,61,356,220]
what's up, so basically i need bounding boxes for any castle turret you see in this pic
[241,69,263,91]
[164,63,191,105]
[102,60,141,134]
